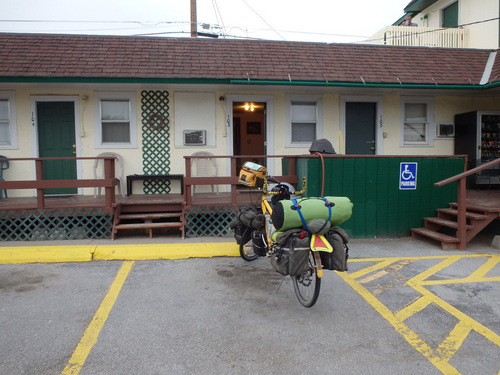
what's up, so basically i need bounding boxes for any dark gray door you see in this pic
[345,102,376,155]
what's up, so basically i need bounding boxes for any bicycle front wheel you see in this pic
[239,227,259,262]
[292,252,321,307]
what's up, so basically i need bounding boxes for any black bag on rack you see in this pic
[321,227,349,272]
[270,229,309,276]
[229,206,264,245]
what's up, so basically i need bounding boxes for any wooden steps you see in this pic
[411,202,499,250]
[112,202,185,239]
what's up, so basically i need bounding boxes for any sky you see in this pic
[1,0,409,44]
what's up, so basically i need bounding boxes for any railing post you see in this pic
[456,177,467,250]
[103,158,116,209]
[230,157,238,209]
[35,159,45,209]
[184,157,192,207]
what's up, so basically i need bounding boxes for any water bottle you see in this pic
[265,212,275,239]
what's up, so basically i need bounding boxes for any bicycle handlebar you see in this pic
[262,176,307,196]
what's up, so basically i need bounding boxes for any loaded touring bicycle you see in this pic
[230,162,353,307]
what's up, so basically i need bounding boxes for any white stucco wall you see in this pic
[2,87,499,197]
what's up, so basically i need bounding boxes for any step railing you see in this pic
[434,157,500,249]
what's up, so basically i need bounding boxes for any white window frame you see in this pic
[400,97,434,147]
[285,95,322,147]
[0,91,18,149]
[94,92,137,149]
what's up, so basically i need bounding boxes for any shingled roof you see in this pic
[0,33,498,88]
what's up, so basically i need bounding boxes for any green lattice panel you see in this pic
[141,90,171,194]
[185,206,238,238]
[0,209,112,241]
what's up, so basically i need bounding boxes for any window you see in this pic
[95,92,137,148]
[286,96,322,146]
[401,97,434,146]
[0,92,17,149]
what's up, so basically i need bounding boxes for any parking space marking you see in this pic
[61,261,135,375]
[339,254,500,375]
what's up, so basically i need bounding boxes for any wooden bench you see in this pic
[126,174,184,195]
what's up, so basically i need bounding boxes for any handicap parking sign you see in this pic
[399,162,417,190]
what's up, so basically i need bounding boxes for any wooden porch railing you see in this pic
[183,155,300,209]
[434,157,500,250]
[0,156,118,210]
[0,155,302,211]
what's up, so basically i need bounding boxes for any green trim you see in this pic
[229,79,495,90]
[1,75,499,90]
[404,0,438,12]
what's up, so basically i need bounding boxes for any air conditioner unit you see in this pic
[436,123,455,138]
[183,130,206,146]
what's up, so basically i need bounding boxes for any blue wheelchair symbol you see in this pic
[400,162,417,190]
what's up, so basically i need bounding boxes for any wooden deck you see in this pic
[0,190,264,211]
[464,188,500,210]
[1,188,497,212]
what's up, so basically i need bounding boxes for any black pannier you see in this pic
[238,206,265,230]
[320,227,349,272]
[270,229,310,276]
[229,206,265,245]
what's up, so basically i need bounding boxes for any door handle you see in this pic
[366,140,375,144]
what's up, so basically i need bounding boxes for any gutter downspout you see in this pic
[480,51,497,85]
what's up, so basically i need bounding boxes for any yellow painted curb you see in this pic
[93,242,240,260]
[0,245,93,264]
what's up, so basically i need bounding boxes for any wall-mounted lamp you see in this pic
[219,96,225,101]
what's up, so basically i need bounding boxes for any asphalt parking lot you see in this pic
[0,236,499,375]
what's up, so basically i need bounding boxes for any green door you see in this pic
[442,1,458,28]
[37,101,77,195]
[345,102,376,155]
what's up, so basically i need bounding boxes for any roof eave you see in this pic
[0,75,496,90]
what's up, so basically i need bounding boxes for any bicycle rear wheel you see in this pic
[239,227,259,261]
[292,252,321,307]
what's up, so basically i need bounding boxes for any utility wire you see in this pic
[211,0,227,37]
[363,17,500,44]
[239,0,286,41]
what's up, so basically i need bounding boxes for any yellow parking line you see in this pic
[467,256,500,279]
[341,254,500,374]
[358,259,414,284]
[61,261,135,375]
[338,271,461,374]
[395,296,432,322]
[349,259,397,279]
[436,321,472,361]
